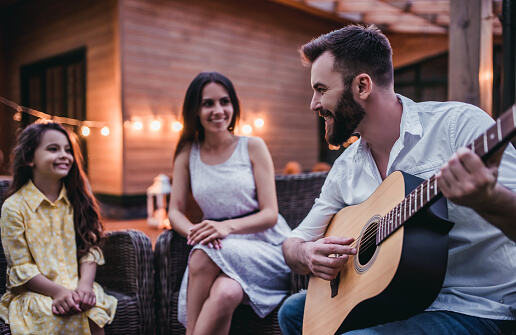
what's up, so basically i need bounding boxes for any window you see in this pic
[20,47,87,168]
[394,53,448,103]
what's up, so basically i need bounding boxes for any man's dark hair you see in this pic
[300,25,393,87]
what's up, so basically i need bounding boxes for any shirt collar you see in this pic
[397,94,423,138]
[353,94,423,174]
[22,180,70,211]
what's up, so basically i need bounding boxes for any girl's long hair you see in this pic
[174,72,240,160]
[6,120,104,259]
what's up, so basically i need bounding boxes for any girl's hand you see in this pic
[52,287,81,315]
[75,283,96,311]
[187,220,231,247]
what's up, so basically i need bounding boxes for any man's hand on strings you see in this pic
[437,147,505,210]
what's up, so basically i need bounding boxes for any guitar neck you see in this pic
[376,105,516,245]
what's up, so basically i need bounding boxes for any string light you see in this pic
[242,124,253,135]
[254,118,264,128]
[101,126,110,136]
[172,121,183,132]
[1,96,111,136]
[150,119,161,132]
[132,120,143,131]
[13,111,22,121]
[81,126,91,137]
[3,96,270,139]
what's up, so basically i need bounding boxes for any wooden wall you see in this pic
[120,0,342,194]
[0,16,13,175]
[389,33,449,68]
[3,0,123,194]
[0,0,452,197]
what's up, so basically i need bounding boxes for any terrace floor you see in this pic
[104,218,167,248]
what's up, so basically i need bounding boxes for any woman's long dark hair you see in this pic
[174,72,241,159]
[6,120,104,259]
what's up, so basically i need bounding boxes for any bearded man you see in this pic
[279,25,516,335]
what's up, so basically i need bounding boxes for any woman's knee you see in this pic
[209,277,244,310]
[188,250,218,276]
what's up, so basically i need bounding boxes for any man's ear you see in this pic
[353,73,373,101]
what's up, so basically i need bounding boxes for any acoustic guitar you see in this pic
[303,105,516,335]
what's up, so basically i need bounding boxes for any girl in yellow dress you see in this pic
[0,121,117,335]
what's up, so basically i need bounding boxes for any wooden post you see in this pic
[449,0,493,116]
[502,0,516,113]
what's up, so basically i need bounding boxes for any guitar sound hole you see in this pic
[358,222,378,266]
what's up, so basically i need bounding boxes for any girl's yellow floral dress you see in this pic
[0,181,117,335]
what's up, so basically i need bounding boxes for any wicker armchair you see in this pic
[0,181,155,335]
[154,171,328,335]
[98,230,155,335]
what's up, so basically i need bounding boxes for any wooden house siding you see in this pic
[0,19,13,175]
[120,0,339,194]
[0,0,452,198]
[3,0,123,194]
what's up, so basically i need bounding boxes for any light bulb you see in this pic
[254,118,264,128]
[242,124,253,135]
[101,126,110,136]
[172,121,183,132]
[81,126,91,137]
[133,121,143,131]
[150,119,161,132]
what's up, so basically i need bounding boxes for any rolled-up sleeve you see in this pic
[289,167,348,241]
[79,246,105,265]
[0,205,40,288]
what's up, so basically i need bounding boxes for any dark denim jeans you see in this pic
[278,291,516,335]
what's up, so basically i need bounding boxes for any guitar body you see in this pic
[303,171,453,335]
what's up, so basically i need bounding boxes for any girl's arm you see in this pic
[25,275,81,315]
[188,137,279,245]
[75,261,97,311]
[169,144,197,238]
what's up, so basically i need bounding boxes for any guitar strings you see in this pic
[341,175,440,258]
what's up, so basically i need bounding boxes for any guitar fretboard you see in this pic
[376,105,516,245]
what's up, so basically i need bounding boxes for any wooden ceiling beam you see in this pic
[267,0,350,24]
[383,0,449,14]
[363,13,447,33]
[269,0,499,35]
[386,24,448,33]
[377,0,448,29]
[336,0,399,13]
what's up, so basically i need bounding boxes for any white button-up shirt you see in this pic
[291,94,516,320]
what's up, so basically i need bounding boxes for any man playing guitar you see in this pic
[279,25,516,335]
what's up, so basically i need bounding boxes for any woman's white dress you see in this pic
[177,136,292,326]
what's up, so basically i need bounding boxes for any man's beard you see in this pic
[323,88,365,146]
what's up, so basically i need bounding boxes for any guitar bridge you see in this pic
[330,272,340,298]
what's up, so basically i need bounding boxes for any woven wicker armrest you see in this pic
[0,182,8,208]
[154,229,192,335]
[290,273,310,294]
[275,172,328,230]
[96,230,154,335]
[0,229,9,334]
[275,172,327,296]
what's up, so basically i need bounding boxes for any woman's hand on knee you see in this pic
[52,287,81,315]
[188,220,231,247]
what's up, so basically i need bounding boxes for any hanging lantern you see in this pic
[146,174,171,229]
